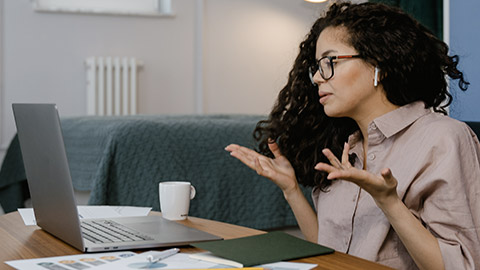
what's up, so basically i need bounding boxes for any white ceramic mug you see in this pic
[159,181,196,220]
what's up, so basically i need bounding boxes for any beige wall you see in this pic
[0,0,329,158]
[203,0,323,114]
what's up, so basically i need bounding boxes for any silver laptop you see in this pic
[12,103,222,252]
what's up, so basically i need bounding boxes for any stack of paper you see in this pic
[18,206,152,226]
[6,251,318,270]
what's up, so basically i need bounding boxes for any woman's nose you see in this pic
[312,69,326,85]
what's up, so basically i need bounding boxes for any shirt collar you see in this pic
[373,101,431,138]
[347,101,431,158]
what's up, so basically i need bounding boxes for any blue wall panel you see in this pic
[449,0,480,121]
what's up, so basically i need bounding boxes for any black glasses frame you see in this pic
[309,55,361,83]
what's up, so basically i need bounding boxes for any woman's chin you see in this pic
[323,106,342,118]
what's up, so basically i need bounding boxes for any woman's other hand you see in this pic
[314,142,399,207]
[225,142,299,196]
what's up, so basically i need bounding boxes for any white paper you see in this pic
[189,252,318,270]
[5,251,136,270]
[76,206,123,219]
[18,208,36,226]
[109,206,151,217]
[18,206,152,226]
[77,205,151,219]
[189,252,244,267]
[257,261,318,270]
[94,252,229,270]
[6,250,318,270]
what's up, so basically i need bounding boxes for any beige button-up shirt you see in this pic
[312,101,480,269]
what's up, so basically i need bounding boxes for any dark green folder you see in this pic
[191,231,334,267]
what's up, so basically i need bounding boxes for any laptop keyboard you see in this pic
[81,220,154,244]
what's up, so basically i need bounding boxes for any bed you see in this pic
[0,114,313,230]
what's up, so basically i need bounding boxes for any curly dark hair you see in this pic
[254,1,469,191]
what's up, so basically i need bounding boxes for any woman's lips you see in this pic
[318,91,331,104]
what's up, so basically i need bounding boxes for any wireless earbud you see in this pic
[374,67,379,87]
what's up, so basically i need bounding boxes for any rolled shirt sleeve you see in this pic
[406,122,480,269]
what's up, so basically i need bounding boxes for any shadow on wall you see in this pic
[466,122,480,138]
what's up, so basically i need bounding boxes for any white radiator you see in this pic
[85,57,142,116]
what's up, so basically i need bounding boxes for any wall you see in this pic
[448,0,480,121]
[0,0,329,160]
[0,0,3,166]
[203,0,322,114]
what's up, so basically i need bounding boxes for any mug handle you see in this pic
[190,185,196,200]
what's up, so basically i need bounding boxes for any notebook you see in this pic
[192,231,334,266]
[12,103,222,252]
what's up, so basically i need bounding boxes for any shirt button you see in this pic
[368,153,376,160]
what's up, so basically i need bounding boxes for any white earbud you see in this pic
[374,67,379,87]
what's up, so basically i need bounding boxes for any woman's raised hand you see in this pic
[314,143,399,207]
[225,142,298,194]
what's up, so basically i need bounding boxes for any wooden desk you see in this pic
[0,212,392,270]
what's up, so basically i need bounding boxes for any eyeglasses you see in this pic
[309,55,361,83]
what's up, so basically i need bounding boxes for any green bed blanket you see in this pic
[0,114,312,230]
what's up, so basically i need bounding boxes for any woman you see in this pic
[225,2,479,270]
